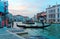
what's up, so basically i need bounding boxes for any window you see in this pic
[48,9,55,13]
[49,14,55,18]
[58,19,60,22]
[58,8,59,13]
[53,9,55,13]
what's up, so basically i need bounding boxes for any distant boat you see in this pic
[23,20,35,24]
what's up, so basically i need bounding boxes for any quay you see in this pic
[0,27,25,39]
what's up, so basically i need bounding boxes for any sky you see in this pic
[8,0,60,17]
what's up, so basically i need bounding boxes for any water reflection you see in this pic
[23,23,60,39]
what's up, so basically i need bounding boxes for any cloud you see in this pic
[8,5,28,10]
[9,9,35,17]
[8,0,48,17]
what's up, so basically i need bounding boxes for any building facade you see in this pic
[24,16,30,21]
[13,15,25,22]
[0,0,8,28]
[37,12,46,22]
[32,15,38,22]
[46,4,60,23]
[0,0,8,14]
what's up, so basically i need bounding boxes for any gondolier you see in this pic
[39,16,45,26]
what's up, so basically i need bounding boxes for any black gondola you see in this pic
[17,24,51,29]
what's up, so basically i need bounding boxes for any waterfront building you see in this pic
[0,0,8,27]
[46,4,60,23]
[24,16,30,21]
[37,12,46,22]
[0,0,8,14]
[32,15,38,22]
[13,15,25,22]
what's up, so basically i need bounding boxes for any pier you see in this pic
[0,27,25,39]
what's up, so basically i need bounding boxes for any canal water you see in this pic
[20,23,60,39]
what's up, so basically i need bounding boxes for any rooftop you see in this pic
[46,4,60,9]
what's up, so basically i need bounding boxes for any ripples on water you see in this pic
[22,23,60,39]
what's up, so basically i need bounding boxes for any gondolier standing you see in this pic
[39,16,45,26]
[39,16,45,32]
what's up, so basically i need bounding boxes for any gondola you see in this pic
[17,24,51,29]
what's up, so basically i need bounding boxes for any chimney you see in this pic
[49,5,51,8]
